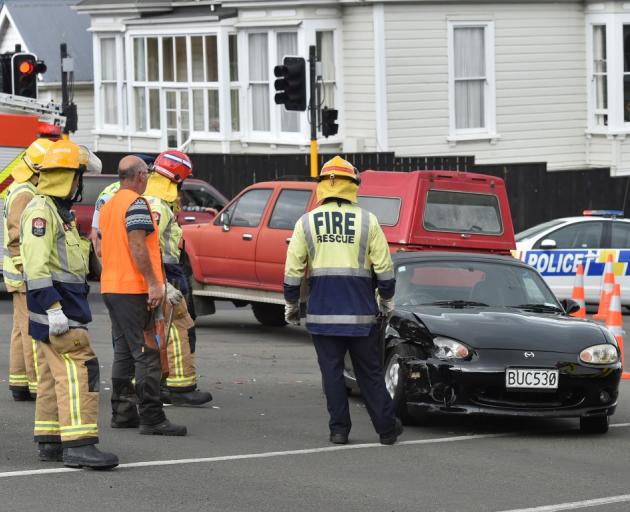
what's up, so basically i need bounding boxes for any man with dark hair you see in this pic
[100,155,187,436]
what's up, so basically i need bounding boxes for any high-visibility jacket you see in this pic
[91,181,120,230]
[145,195,182,265]
[100,189,164,294]
[284,201,395,336]
[3,180,36,290]
[21,195,91,341]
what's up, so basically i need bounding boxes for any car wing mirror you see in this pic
[220,212,231,232]
[539,238,557,250]
[560,298,581,316]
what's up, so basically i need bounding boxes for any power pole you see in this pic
[309,45,317,179]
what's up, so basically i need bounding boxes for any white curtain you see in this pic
[277,32,299,132]
[192,89,205,130]
[318,31,335,107]
[101,38,117,124]
[249,33,269,131]
[133,38,145,81]
[594,26,607,113]
[134,87,146,131]
[454,27,485,130]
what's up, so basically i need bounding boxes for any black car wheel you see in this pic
[252,302,287,327]
[580,415,609,434]
[384,344,419,425]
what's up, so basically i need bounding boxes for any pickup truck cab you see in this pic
[183,170,514,326]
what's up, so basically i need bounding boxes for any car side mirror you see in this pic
[220,212,231,232]
[560,298,581,316]
[539,238,557,250]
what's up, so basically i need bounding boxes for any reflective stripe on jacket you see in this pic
[3,181,36,290]
[20,195,91,341]
[145,195,182,265]
[91,181,120,230]
[284,201,395,336]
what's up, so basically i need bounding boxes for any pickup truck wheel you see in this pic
[251,303,287,327]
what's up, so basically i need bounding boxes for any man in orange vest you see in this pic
[100,155,186,436]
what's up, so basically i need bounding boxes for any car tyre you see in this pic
[251,302,287,327]
[580,415,609,434]
[384,344,420,425]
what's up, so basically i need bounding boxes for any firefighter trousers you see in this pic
[9,290,38,394]
[165,300,197,393]
[34,328,100,447]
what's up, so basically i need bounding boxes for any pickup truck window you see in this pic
[181,186,225,211]
[268,189,311,229]
[217,188,273,227]
[424,190,503,235]
[358,196,401,226]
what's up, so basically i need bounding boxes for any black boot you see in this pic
[379,418,404,446]
[139,419,187,436]
[62,445,119,470]
[110,418,140,429]
[38,442,62,462]
[169,389,212,407]
[12,389,34,401]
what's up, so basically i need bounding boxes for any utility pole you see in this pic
[60,43,77,136]
[309,45,317,179]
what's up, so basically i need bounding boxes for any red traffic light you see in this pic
[19,60,34,75]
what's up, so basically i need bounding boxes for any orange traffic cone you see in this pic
[606,284,630,379]
[570,263,586,318]
[593,254,615,320]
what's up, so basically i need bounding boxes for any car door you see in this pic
[528,221,605,302]
[256,188,314,291]
[608,220,630,306]
[194,188,273,286]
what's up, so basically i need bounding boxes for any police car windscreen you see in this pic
[357,196,401,226]
[423,190,502,235]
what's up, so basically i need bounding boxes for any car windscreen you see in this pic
[515,219,567,242]
[423,190,502,235]
[357,196,401,226]
[77,175,118,205]
[395,260,558,308]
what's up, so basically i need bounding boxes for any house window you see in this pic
[592,25,608,126]
[133,37,161,132]
[624,26,630,123]
[100,37,118,126]
[317,31,335,109]
[229,34,240,132]
[448,21,496,139]
[248,33,270,131]
[277,32,299,133]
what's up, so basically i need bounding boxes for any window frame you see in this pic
[446,20,497,143]
[95,34,126,132]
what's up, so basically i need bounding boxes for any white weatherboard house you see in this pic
[0,0,94,146]
[76,0,630,175]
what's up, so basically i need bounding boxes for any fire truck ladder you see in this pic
[0,92,66,129]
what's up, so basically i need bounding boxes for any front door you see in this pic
[164,89,190,148]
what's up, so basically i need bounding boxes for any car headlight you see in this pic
[579,344,619,364]
[433,336,470,360]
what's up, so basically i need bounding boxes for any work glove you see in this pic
[47,307,70,336]
[285,301,300,326]
[377,293,395,319]
[166,282,184,305]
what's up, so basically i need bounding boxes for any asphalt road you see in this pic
[1,293,630,512]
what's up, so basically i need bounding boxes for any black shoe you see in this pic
[169,390,212,407]
[380,418,403,445]
[329,432,349,445]
[63,445,119,470]
[38,442,62,462]
[110,418,140,429]
[139,419,187,436]
[12,389,34,401]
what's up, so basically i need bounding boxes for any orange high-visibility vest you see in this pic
[100,188,164,294]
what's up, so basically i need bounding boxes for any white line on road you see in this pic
[496,494,630,512]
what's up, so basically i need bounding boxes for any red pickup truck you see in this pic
[183,170,515,326]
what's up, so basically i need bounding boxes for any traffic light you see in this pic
[321,107,338,137]
[12,53,40,98]
[273,56,306,112]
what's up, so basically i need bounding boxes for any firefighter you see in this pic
[21,140,118,469]
[144,150,212,406]
[3,138,53,401]
[283,156,402,445]
[89,180,119,260]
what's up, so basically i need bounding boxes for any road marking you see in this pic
[496,494,630,511]
[0,432,509,479]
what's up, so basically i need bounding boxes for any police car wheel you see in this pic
[384,344,419,425]
[251,303,287,327]
[579,415,609,434]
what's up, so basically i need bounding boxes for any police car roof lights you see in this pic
[582,210,624,218]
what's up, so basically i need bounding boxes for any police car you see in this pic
[514,210,630,306]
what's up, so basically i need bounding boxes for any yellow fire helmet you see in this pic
[145,172,179,204]
[37,140,102,198]
[316,155,361,204]
[11,138,54,183]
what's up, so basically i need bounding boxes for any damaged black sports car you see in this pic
[344,252,622,434]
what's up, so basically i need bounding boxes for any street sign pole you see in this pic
[309,45,318,179]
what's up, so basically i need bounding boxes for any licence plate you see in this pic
[505,368,559,390]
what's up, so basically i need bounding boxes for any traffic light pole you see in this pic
[309,45,318,179]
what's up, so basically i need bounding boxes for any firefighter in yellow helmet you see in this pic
[3,139,53,401]
[143,150,212,406]
[20,140,118,469]
[284,156,402,445]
